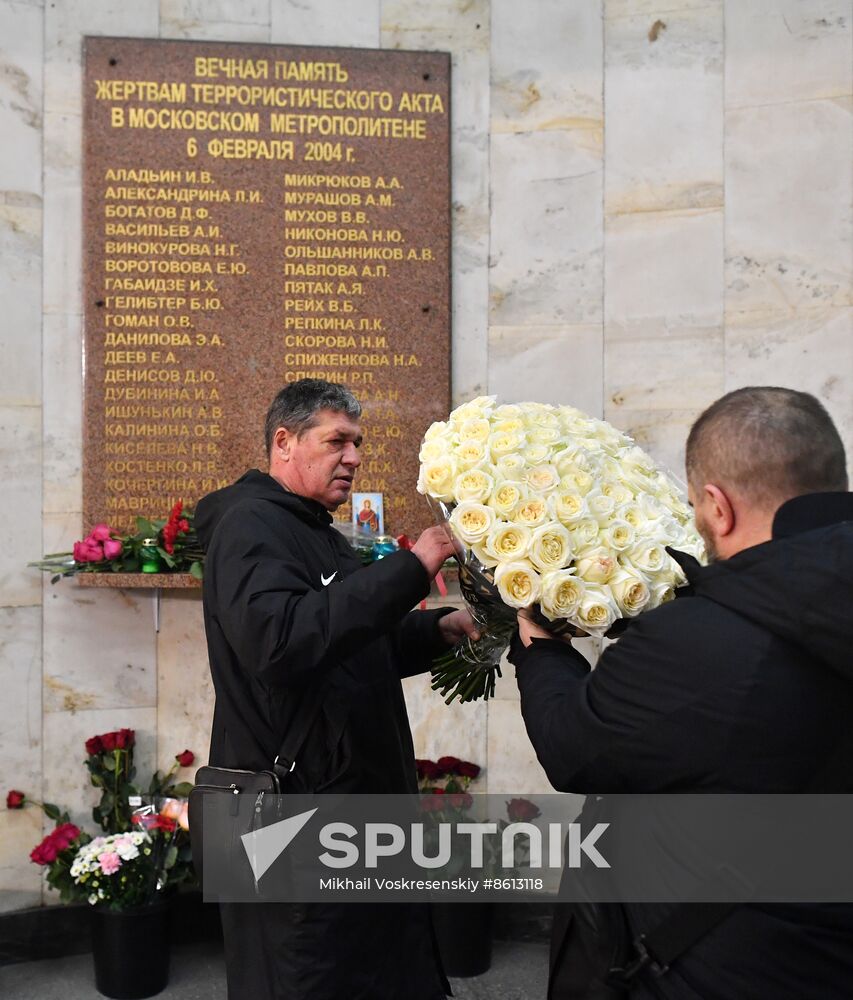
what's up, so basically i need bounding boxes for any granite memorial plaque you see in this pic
[83,37,450,535]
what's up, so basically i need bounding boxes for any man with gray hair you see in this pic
[194,378,475,1000]
[511,386,853,999]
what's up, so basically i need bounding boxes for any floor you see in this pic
[0,938,551,999]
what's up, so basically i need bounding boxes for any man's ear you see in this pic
[703,483,736,537]
[272,426,292,461]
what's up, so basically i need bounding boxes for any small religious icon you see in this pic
[352,492,384,534]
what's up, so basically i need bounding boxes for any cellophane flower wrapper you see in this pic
[420,398,705,702]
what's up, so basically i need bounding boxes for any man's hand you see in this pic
[517,611,556,648]
[437,609,481,647]
[411,525,456,578]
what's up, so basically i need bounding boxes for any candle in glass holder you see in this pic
[140,538,161,574]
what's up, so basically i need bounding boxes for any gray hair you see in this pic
[686,386,848,508]
[264,379,361,453]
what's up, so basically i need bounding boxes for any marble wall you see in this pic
[0,0,851,909]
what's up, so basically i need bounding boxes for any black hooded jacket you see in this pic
[510,493,853,999]
[194,469,450,788]
[194,470,452,1000]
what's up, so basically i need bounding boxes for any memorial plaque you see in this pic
[83,38,450,535]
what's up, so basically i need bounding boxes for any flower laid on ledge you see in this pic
[6,729,197,907]
[29,500,204,582]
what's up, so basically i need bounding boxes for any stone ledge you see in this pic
[75,573,201,589]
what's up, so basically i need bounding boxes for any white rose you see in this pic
[486,522,532,563]
[568,518,601,553]
[527,426,562,445]
[458,416,492,443]
[513,497,549,529]
[489,430,526,460]
[600,479,634,505]
[559,469,595,496]
[495,453,528,479]
[522,407,560,429]
[488,480,527,517]
[424,420,451,441]
[601,519,635,552]
[540,571,585,621]
[449,502,495,545]
[453,469,494,504]
[525,464,561,494]
[529,522,573,573]
[625,541,668,576]
[650,580,676,608]
[576,585,620,633]
[586,490,617,524]
[495,560,542,609]
[638,493,666,521]
[492,417,525,436]
[455,439,488,470]
[419,439,449,463]
[418,455,458,500]
[575,547,618,584]
[616,502,645,531]
[523,443,552,466]
[551,491,589,525]
[608,568,651,617]
[494,403,523,419]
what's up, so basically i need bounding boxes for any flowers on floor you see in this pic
[419,396,704,701]
[7,730,196,907]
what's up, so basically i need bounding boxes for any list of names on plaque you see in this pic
[83,38,450,535]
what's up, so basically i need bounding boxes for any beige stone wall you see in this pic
[0,0,850,909]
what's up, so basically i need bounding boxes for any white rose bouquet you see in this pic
[419,397,704,702]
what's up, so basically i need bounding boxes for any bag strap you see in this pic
[271,681,327,780]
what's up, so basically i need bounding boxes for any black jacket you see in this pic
[511,492,853,1000]
[195,470,451,1000]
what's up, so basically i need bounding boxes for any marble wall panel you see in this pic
[44,0,160,115]
[160,0,270,41]
[42,706,158,831]
[0,197,41,406]
[42,112,82,317]
[42,575,157,714]
[725,99,852,318]
[403,673,488,781]
[491,0,602,134]
[0,806,43,913]
[604,3,723,215]
[725,0,852,109]
[270,0,380,47]
[486,699,553,795]
[490,129,603,328]
[605,0,714,17]
[488,324,604,416]
[42,313,83,516]
[382,0,490,405]
[0,0,43,195]
[726,306,853,455]
[0,406,41,607]
[156,591,214,770]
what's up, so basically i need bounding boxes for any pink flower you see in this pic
[89,524,114,542]
[98,851,121,875]
[178,802,189,832]
[103,538,123,560]
[73,540,104,563]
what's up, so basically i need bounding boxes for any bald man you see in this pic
[511,387,853,1000]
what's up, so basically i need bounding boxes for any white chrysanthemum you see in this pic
[449,502,495,544]
[453,468,494,504]
[540,571,585,621]
[494,560,542,609]
[529,522,573,573]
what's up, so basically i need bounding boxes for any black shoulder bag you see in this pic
[187,683,326,887]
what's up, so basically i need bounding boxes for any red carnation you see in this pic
[6,790,25,809]
[456,761,481,780]
[506,798,542,823]
[85,735,103,756]
[176,749,194,768]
